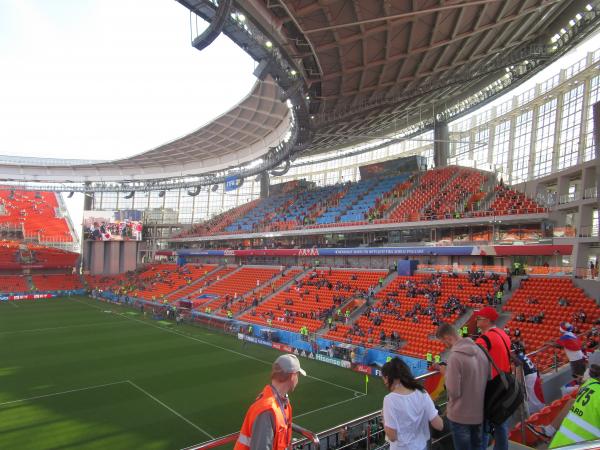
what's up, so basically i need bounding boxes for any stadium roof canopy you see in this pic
[0,0,597,187]
[241,0,598,155]
[0,76,289,183]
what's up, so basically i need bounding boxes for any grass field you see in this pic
[0,296,387,450]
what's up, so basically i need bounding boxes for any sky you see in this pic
[0,0,257,160]
[0,0,257,240]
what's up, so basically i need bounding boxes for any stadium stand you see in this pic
[325,272,505,358]
[224,268,304,316]
[31,274,83,291]
[509,389,579,447]
[85,273,129,292]
[0,189,73,242]
[502,277,600,371]
[0,274,29,293]
[316,175,408,224]
[383,167,457,222]
[487,185,547,216]
[165,264,218,300]
[240,269,386,333]
[176,201,260,237]
[224,194,292,232]
[0,240,78,269]
[127,264,209,301]
[193,266,281,313]
[181,168,546,238]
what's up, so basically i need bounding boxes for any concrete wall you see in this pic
[83,240,139,275]
[573,278,600,304]
[120,241,138,273]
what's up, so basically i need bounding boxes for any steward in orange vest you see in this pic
[235,354,306,450]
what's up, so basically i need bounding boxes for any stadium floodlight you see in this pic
[67,191,74,198]
[211,184,219,192]
[158,190,166,198]
[123,191,135,199]
[265,40,273,48]
[586,4,593,11]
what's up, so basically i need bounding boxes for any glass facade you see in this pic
[448,50,599,184]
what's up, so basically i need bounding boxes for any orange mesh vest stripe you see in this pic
[235,385,292,450]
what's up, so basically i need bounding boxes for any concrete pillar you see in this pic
[433,121,449,168]
[90,241,104,275]
[120,241,138,273]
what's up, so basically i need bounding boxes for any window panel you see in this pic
[492,120,511,177]
[584,75,600,162]
[473,128,489,164]
[534,98,557,177]
[558,84,584,169]
[512,110,533,183]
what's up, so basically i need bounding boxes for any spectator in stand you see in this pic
[435,323,488,450]
[234,354,305,450]
[473,306,512,450]
[381,357,444,450]
[553,322,587,379]
[512,343,545,414]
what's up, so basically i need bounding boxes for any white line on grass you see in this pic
[0,380,129,407]
[0,320,129,336]
[76,299,362,396]
[294,392,367,419]
[127,380,214,439]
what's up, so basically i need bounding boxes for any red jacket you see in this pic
[476,327,511,378]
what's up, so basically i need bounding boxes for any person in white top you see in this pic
[381,357,444,450]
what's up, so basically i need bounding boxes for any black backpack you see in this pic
[477,333,524,425]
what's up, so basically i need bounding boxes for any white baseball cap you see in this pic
[274,354,306,376]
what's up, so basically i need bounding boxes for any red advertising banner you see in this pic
[271,342,293,353]
[352,364,372,374]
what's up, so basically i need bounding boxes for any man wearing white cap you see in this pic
[235,354,306,450]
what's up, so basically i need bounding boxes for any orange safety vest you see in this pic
[234,385,292,450]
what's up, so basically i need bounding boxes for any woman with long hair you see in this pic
[381,357,444,450]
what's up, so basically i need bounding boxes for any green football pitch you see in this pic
[0,296,387,450]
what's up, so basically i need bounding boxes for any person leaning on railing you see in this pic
[234,354,306,450]
[380,357,444,450]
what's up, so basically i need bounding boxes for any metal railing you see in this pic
[182,423,320,450]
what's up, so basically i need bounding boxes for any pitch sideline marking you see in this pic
[76,298,363,396]
[126,380,214,439]
[0,378,214,439]
[0,320,130,336]
[294,392,367,419]
[0,380,129,407]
